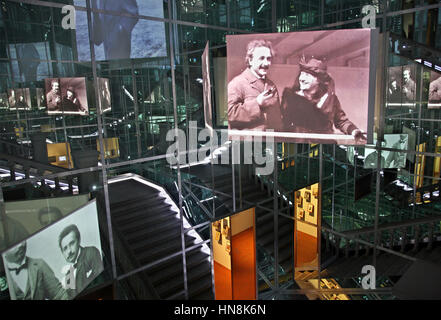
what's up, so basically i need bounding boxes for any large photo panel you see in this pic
[428,70,441,108]
[45,77,89,115]
[363,134,409,169]
[74,0,166,61]
[226,29,378,144]
[1,200,103,300]
[7,42,52,83]
[387,65,417,108]
[202,42,213,133]
[7,88,31,110]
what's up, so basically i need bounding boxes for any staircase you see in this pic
[108,175,213,300]
[322,213,441,279]
[181,163,294,277]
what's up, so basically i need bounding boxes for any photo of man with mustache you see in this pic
[58,224,103,298]
[227,39,283,131]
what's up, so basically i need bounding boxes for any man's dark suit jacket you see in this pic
[69,246,103,298]
[8,257,67,300]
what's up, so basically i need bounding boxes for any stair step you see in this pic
[114,208,177,227]
[157,263,211,298]
[110,193,161,209]
[137,236,197,265]
[111,197,169,216]
[188,273,214,300]
[245,190,271,202]
[125,220,182,244]
[131,226,189,252]
[119,212,181,234]
[150,251,210,286]
[147,248,205,275]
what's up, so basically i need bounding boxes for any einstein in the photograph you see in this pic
[227,29,376,144]
[227,39,283,132]
[58,224,103,298]
[402,66,416,102]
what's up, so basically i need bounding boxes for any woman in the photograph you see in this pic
[280,57,366,143]
[61,87,87,114]
[388,76,402,104]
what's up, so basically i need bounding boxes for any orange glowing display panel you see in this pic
[211,208,256,300]
[294,183,320,270]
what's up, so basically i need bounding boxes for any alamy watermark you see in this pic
[361,265,376,289]
[166,121,275,175]
[61,5,76,30]
[361,5,377,29]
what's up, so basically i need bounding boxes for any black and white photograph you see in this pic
[1,194,90,247]
[74,0,166,61]
[226,29,378,144]
[98,78,111,113]
[36,88,46,109]
[346,145,356,165]
[387,66,403,106]
[45,77,89,115]
[7,42,52,83]
[428,71,441,108]
[7,88,31,110]
[386,65,417,108]
[363,134,408,169]
[202,42,213,132]
[1,200,103,300]
[0,93,8,109]
[402,126,416,162]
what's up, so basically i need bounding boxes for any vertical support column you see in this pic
[8,161,15,182]
[232,141,238,213]
[355,235,360,257]
[131,63,142,159]
[271,0,277,32]
[86,0,117,284]
[318,144,323,285]
[72,149,99,194]
[30,132,49,164]
[428,222,434,250]
[373,0,390,272]
[273,147,279,291]
[0,185,10,251]
[167,0,188,300]
[413,224,420,252]
[400,227,407,253]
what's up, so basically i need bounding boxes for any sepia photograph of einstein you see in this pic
[226,29,377,144]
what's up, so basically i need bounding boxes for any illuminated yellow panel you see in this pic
[433,137,441,184]
[47,143,73,169]
[97,137,120,159]
[414,143,426,188]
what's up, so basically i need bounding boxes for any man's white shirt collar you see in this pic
[6,256,26,270]
[249,68,265,80]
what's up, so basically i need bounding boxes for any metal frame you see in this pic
[1,0,441,301]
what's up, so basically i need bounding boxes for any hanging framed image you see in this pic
[227,29,378,145]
